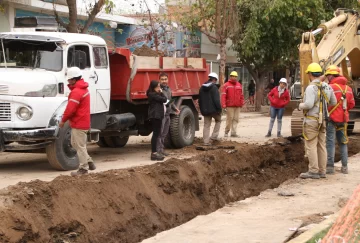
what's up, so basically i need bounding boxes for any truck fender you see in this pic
[174,96,199,131]
[47,100,68,137]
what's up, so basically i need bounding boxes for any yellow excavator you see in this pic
[291,8,360,136]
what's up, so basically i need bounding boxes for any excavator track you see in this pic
[291,109,303,137]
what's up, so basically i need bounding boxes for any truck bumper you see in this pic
[0,128,57,152]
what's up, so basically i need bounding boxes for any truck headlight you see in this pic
[16,106,33,120]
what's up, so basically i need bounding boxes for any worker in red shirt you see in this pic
[266,78,290,137]
[324,65,355,174]
[59,67,96,176]
[221,71,244,137]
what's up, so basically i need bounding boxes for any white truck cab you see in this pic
[0,32,111,170]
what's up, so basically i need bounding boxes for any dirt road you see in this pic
[0,112,359,243]
[0,113,276,189]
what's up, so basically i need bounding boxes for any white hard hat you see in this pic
[67,67,82,80]
[208,72,219,80]
[279,78,287,84]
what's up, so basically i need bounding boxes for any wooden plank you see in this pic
[130,56,160,69]
[187,58,204,69]
[163,57,185,69]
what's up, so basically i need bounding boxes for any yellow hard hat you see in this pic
[230,71,238,77]
[305,63,322,74]
[325,65,340,76]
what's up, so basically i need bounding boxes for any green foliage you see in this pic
[234,0,360,75]
[234,0,326,73]
[177,0,239,43]
[305,226,331,243]
[104,0,115,14]
[323,0,359,19]
[0,4,4,13]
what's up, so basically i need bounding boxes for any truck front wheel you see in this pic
[170,106,196,148]
[103,136,129,148]
[46,122,79,171]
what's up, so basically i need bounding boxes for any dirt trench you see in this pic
[0,137,357,243]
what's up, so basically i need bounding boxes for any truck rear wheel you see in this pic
[170,106,196,148]
[96,137,108,147]
[46,122,79,171]
[103,136,129,148]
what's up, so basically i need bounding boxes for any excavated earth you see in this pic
[0,136,359,243]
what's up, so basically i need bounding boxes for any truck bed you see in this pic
[109,48,208,103]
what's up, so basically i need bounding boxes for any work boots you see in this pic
[160,151,170,157]
[70,168,88,176]
[88,162,96,170]
[326,167,335,174]
[299,172,320,179]
[151,152,165,161]
[265,132,271,137]
[277,132,282,138]
[341,166,348,174]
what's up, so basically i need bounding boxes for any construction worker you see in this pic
[59,67,96,176]
[221,71,244,138]
[266,78,290,137]
[298,63,337,179]
[199,72,222,146]
[324,65,355,174]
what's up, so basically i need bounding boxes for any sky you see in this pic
[78,0,166,14]
[115,0,166,13]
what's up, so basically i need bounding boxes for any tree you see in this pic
[233,0,326,110]
[177,0,239,85]
[53,0,115,33]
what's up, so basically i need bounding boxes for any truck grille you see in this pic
[0,103,11,121]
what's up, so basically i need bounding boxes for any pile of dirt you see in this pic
[0,139,306,243]
[133,45,164,57]
[1,134,359,243]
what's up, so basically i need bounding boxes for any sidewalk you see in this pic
[142,153,360,243]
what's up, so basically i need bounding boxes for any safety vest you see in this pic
[328,83,349,144]
[302,82,330,141]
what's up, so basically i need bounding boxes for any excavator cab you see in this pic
[291,8,360,136]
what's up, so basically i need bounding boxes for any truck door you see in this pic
[67,44,97,114]
[92,46,110,113]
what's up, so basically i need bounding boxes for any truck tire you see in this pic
[170,106,196,148]
[46,122,79,171]
[96,137,108,148]
[104,136,129,148]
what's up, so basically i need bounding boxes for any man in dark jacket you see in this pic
[59,67,96,176]
[157,72,180,156]
[199,72,222,145]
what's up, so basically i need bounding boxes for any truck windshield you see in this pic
[0,39,62,71]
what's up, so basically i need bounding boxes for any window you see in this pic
[67,45,90,69]
[0,39,62,71]
[93,47,108,68]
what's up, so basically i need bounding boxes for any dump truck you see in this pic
[0,32,207,170]
[291,8,360,136]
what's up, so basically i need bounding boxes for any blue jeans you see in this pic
[326,121,348,168]
[268,106,285,134]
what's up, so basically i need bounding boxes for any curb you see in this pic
[287,212,339,243]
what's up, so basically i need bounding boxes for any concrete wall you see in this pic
[0,7,11,32]
[201,34,238,63]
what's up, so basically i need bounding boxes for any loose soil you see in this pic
[133,45,164,57]
[0,136,359,243]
